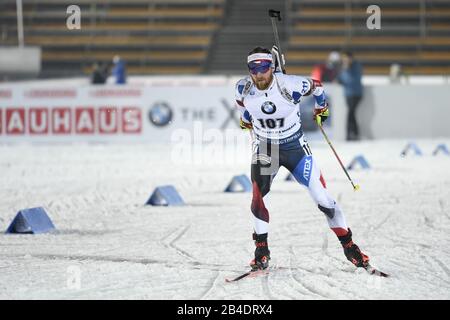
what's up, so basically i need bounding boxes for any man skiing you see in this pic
[235,46,370,272]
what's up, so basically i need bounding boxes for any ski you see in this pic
[226,264,388,282]
[225,268,270,283]
[364,264,389,277]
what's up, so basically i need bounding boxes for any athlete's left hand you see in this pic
[240,118,253,130]
[314,106,329,126]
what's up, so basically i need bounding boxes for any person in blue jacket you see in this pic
[338,51,363,141]
[112,55,127,85]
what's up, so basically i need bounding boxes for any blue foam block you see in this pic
[433,144,449,156]
[347,155,371,170]
[146,185,185,206]
[6,207,56,234]
[224,174,252,192]
[401,142,423,157]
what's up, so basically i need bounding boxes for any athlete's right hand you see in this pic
[271,45,285,74]
[240,118,253,130]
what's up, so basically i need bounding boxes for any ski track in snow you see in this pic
[0,139,449,299]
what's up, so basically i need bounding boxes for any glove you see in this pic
[314,106,329,126]
[240,118,253,130]
[271,45,285,74]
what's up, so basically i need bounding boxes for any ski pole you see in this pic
[316,118,360,191]
[268,9,286,74]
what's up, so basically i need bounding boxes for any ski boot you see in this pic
[338,228,370,268]
[249,233,271,270]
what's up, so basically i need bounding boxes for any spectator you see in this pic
[90,62,109,85]
[311,51,341,82]
[111,55,127,84]
[390,63,402,83]
[337,51,363,141]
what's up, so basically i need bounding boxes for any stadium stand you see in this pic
[0,0,449,77]
[207,0,284,74]
[287,0,450,75]
[0,0,224,77]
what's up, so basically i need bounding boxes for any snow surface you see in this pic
[0,138,449,300]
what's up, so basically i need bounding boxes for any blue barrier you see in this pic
[224,174,252,192]
[6,207,56,234]
[146,185,185,206]
[401,142,423,157]
[347,155,371,170]
[433,144,450,156]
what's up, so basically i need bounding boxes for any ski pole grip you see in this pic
[268,9,281,21]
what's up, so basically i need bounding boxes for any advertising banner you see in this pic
[0,84,242,143]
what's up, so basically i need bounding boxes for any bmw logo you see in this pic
[261,101,276,115]
[148,102,173,127]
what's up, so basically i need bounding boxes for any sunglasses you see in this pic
[248,60,272,75]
